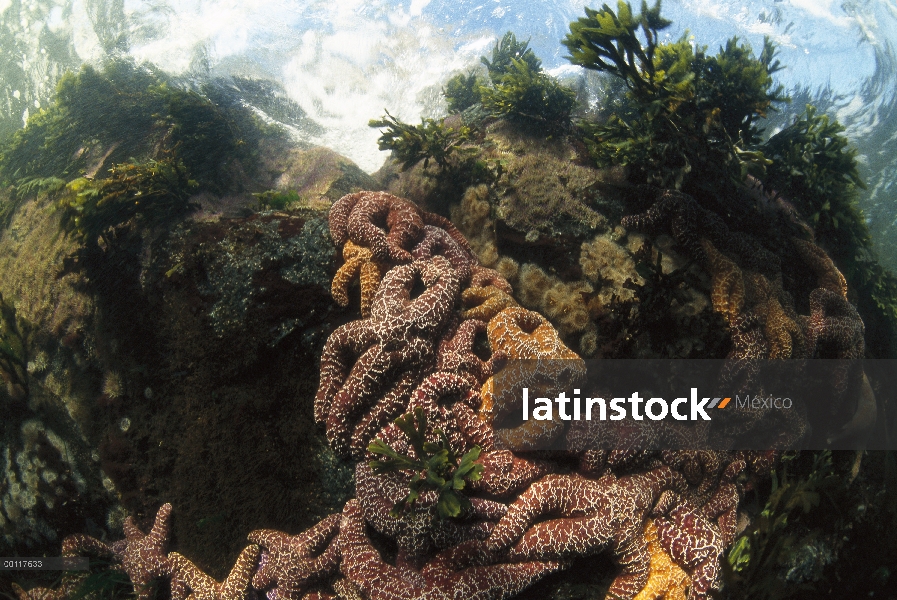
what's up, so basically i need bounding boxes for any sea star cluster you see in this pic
[36,187,869,600]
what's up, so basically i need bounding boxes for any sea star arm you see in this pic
[247,514,341,600]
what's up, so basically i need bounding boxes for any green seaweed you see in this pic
[563,0,672,99]
[481,32,542,85]
[67,559,135,600]
[564,2,897,357]
[565,1,785,191]
[480,57,577,132]
[367,408,484,519]
[57,156,197,252]
[763,105,868,252]
[369,110,474,171]
[443,71,483,114]
[0,59,282,225]
[253,189,301,211]
[763,105,897,356]
[726,452,833,598]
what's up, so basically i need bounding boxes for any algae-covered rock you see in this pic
[131,209,351,576]
[155,210,337,348]
[263,145,379,206]
[0,192,121,554]
[488,122,612,243]
[0,130,363,577]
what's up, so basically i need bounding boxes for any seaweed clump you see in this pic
[58,157,197,254]
[0,60,284,227]
[373,31,578,180]
[564,0,785,192]
[368,408,484,519]
[563,0,897,357]
[763,106,897,355]
[479,32,577,133]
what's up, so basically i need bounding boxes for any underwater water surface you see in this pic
[2,1,897,218]
[1,1,897,600]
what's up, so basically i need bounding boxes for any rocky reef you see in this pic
[14,189,889,600]
[3,4,897,599]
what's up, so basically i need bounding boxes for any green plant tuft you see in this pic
[481,32,542,85]
[57,156,198,252]
[253,189,301,211]
[444,71,483,114]
[480,58,578,131]
[369,110,474,171]
[367,407,484,519]
[565,1,786,191]
[0,59,281,221]
[763,105,868,252]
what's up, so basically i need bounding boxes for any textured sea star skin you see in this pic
[407,371,495,452]
[109,503,175,600]
[314,319,380,424]
[461,285,518,322]
[470,450,554,498]
[744,272,803,359]
[661,450,722,497]
[368,257,460,332]
[622,189,780,275]
[328,341,433,457]
[622,190,706,258]
[765,296,802,359]
[169,544,260,600]
[632,521,689,600]
[61,533,118,558]
[486,307,583,361]
[470,266,514,295]
[317,257,461,456]
[700,238,744,327]
[329,192,474,265]
[412,225,477,283]
[436,318,497,388]
[719,312,769,394]
[57,509,173,600]
[487,468,686,600]
[346,192,426,263]
[339,500,562,600]
[329,192,364,247]
[792,238,848,298]
[806,287,866,401]
[247,514,341,600]
[700,474,743,546]
[331,241,386,317]
[11,584,74,600]
[420,210,477,262]
[479,307,585,450]
[807,287,865,360]
[652,493,724,600]
[728,313,769,360]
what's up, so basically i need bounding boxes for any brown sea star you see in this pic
[339,499,562,600]
[652,493,725,600]
[107,503,174,600]
[317,257,461,456]
[486,468,686,600]
[247,514,341,600]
